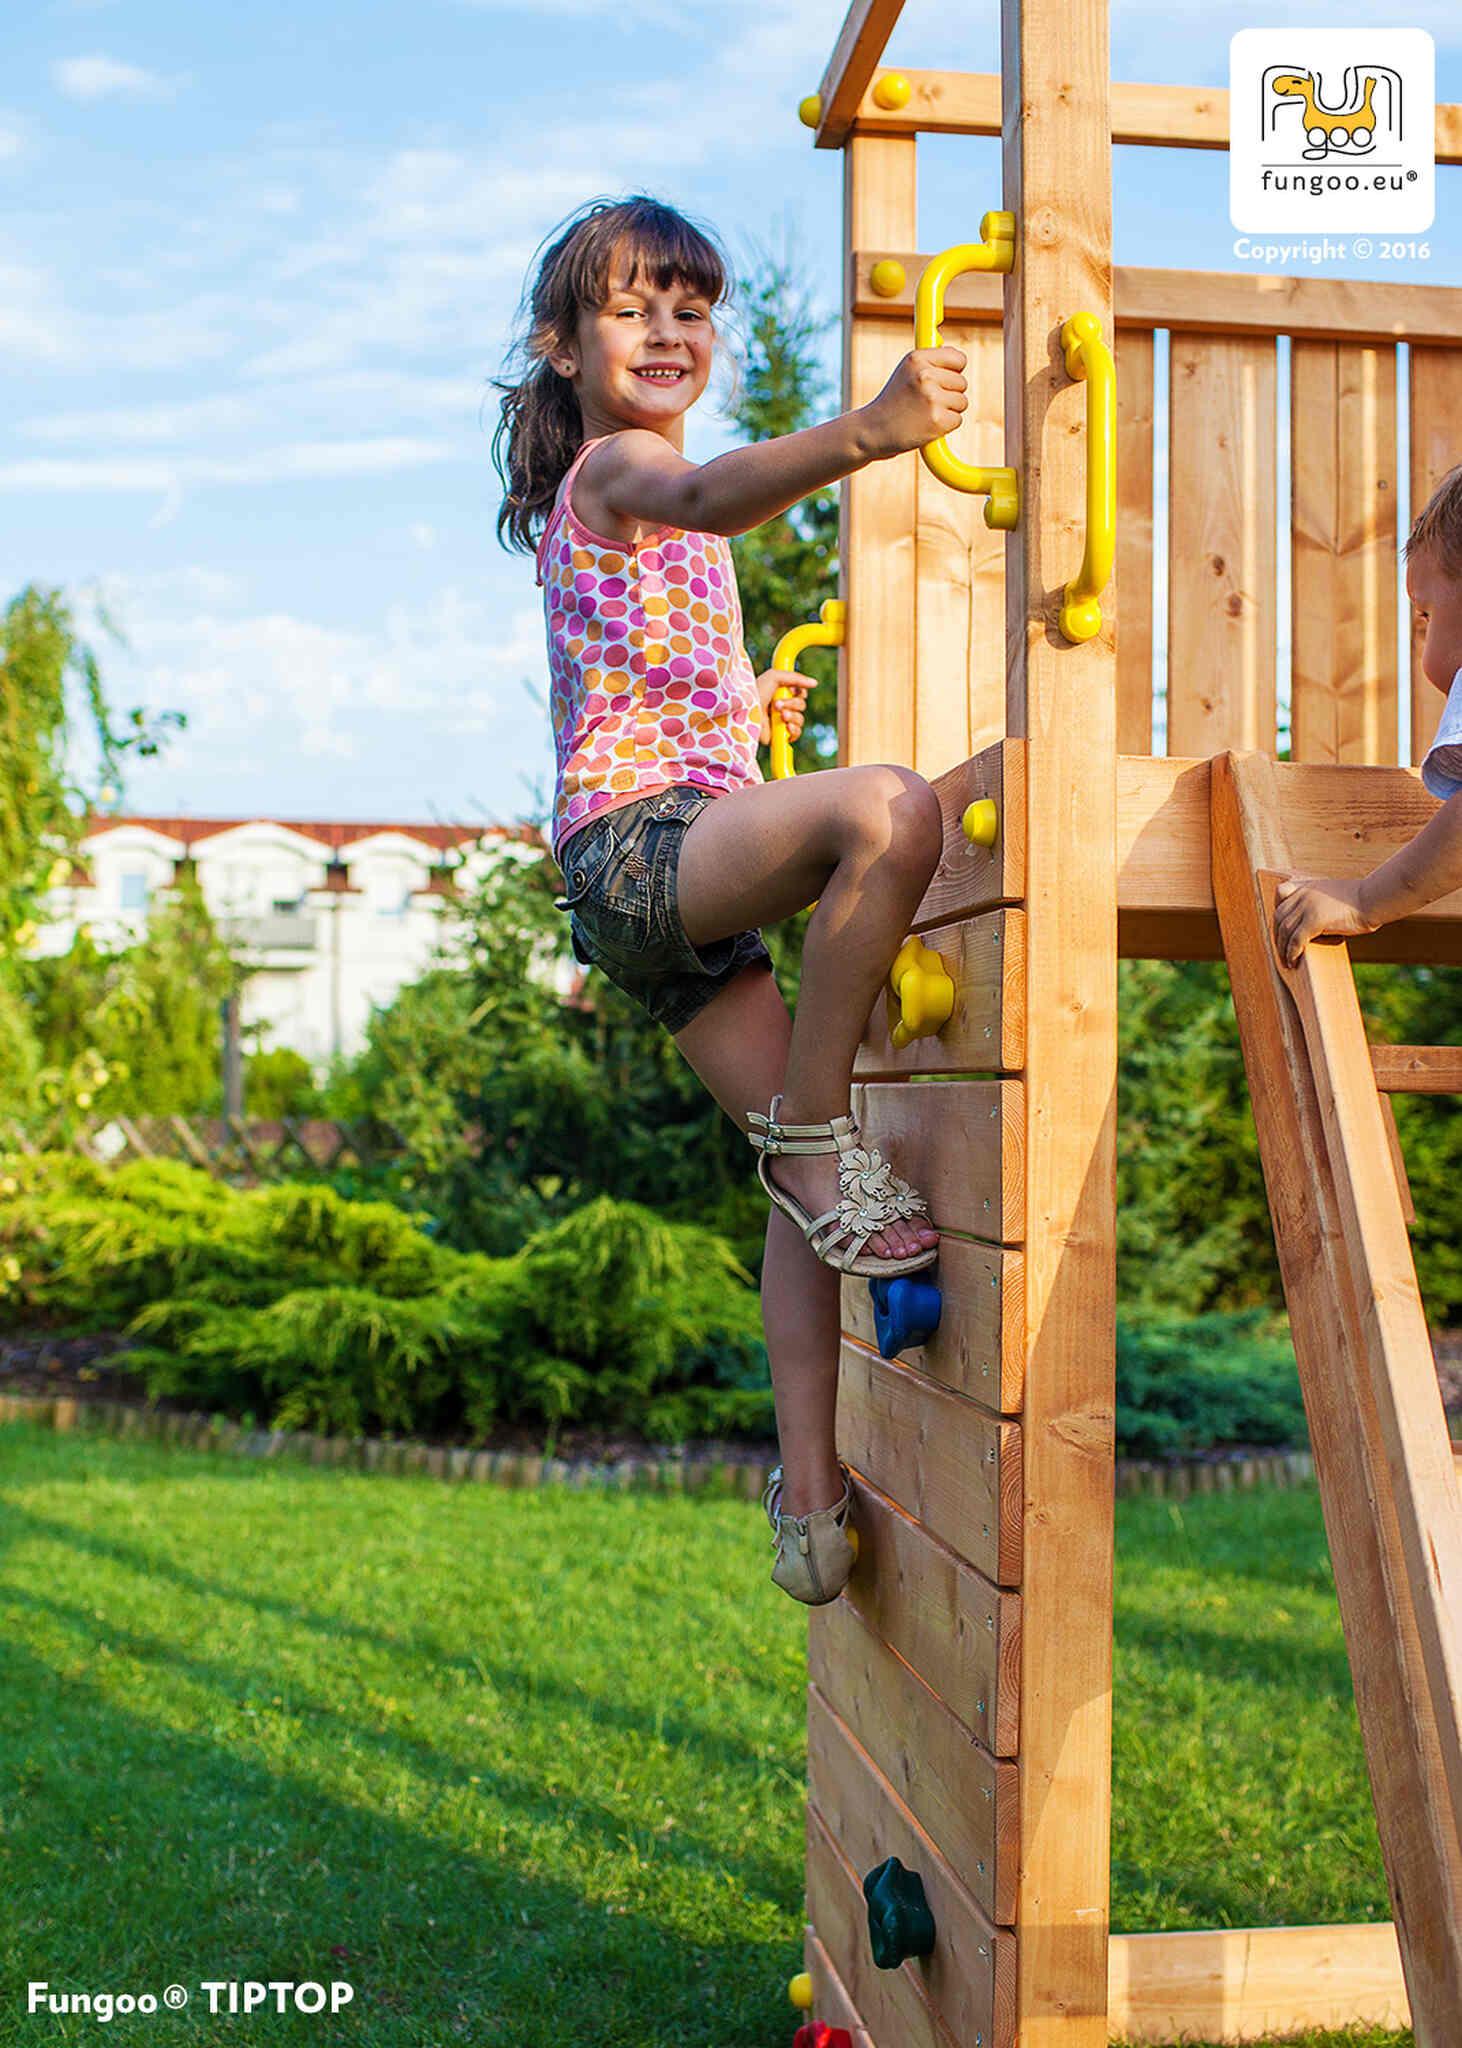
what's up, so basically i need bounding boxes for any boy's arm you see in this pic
[587,348,967,537]
[1274,790,1462,966]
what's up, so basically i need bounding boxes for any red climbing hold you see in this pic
[793,2025,852,2048]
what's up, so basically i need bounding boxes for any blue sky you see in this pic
[4,1,1458,832]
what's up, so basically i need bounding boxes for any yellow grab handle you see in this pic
[769,598,846,780]
[1058,312,1116,644]
[887,935,956,1051]
[914,218,1020,530]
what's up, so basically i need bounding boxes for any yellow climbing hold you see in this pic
[789,1972,813,2010]
[798,94,822,129]
[962,798,999,847]
[873,72,912,111]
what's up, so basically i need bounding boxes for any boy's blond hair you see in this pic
[1406,462,1462,576]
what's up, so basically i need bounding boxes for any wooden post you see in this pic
[841,132,917,768]
[1001,0,1116,2039]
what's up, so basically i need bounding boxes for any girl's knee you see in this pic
[852,765,943,872]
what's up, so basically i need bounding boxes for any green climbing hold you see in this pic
[862,1855,937,1969]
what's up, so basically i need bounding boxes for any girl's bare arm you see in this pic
[1274,789,1462,965]
[587,348,967,537]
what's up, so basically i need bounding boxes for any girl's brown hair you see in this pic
[491,195,731,554]
[1406,461,1462,579]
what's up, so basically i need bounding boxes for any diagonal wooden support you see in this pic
[1211,749,1462,2045]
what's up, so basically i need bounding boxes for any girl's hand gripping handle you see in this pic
[767,599,846,780]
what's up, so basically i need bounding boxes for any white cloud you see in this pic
[0,125,22,161]
[53,54,181,102]
[0,436,457,493]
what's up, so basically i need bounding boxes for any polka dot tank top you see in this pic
[535,436,763,860]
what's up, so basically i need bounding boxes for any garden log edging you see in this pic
[0,1390,1322,1499]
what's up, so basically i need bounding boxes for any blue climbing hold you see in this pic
[869,1273,942,1359]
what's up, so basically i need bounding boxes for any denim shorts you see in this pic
[553,784,773,1033]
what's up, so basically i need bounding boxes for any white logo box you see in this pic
[1230,28,1435,232]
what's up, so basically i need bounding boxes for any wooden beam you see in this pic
[1372,1044,1462,1093]
[841,139,918,768]
[851,1079,1024,1245]
[840,68,1462,163]
[812,0,908,149]
[1211,749,1462,2041]
[914,740,1026,933]
[1409,350,1462,767]
[1116,329,1155,753]
[854,257,1462,347]
[805,1931,877,2048]
[1002,0,1116,2038]
[1107,1923,1409,2043]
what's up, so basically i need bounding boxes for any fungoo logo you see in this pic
[1230,29,1434,232]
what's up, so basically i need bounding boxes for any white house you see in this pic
[33,810,570,1074]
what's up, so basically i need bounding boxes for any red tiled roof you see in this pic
[78,813,545,855]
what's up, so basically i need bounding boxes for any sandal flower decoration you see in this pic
[836,1145,930,1239]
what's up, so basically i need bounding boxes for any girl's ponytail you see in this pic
[491,194,730,555]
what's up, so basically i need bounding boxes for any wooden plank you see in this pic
[854,910,1025,1079]
[851,1079,1023,1245]
[913,319,1006,776]
[1408,349,1462,769]
[810,1597,1018,1925]
[1210,749,1462,2040]
[1372,1044,1462,1093]
[1002,2,1116,2038]
[805,1931,877,2048]
[838,1336,1021,1588]
[1378,1092,1417,1228]
[836,1471,1020,1756]
[912,740,1026,932]
[841,136,917,769]
[841,1234,1025,1416]
[845,70,1462,162]
[805,1807,960,2048]
[1116,328,1154,754]
[1256,856,1462,1831]
[1167,334,1277,756]
[808,1686,1016,2047]
[1290,342,1398,764]
[812,0,909,149]
[1107,1923,1409,2043]
[854,258,1462,349]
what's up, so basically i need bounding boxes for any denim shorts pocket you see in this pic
[554,824,652,969]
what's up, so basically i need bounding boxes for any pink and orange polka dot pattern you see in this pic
[535,436,763,859]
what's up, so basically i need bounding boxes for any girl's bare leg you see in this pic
[672,964,843,1519]
[675,764,945,1268]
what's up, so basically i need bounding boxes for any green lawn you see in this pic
[0,1425,1409,2047]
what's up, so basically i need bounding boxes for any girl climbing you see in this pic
[493,194,967,1605]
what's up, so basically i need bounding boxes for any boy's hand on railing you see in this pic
[1274,874,1378,968]
[756,669,808,748]
[858,347,968,460]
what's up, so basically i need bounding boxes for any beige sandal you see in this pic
[747,1093,937,1279]
[762,1462,857,1605]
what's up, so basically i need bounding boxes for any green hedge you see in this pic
[0,1154,772,1445]
[1114,1310,1307,1459]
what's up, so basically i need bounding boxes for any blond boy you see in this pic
[1276,465,1462,966]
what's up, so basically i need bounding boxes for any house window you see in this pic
[120,870,149,911]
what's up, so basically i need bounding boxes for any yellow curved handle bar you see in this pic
[914,217,1019,530]
[769,598,846,780]
[1057,312,1116,644]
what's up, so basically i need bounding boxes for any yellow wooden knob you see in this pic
[789,1972,813,2009]
[873,72,911,110]
[962,798,998,847]
[888,936,956,1051]
[798,94,821,129]
[869,259,907,299]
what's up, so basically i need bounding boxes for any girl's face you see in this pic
[1408,543,1462,694]
[552,252,715,446]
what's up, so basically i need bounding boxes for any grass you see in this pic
[0,1425,1412,2047]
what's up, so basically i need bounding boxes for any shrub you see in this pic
[1115,1310,1307,1459]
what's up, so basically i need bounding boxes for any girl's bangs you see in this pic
[571,205,727,311]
